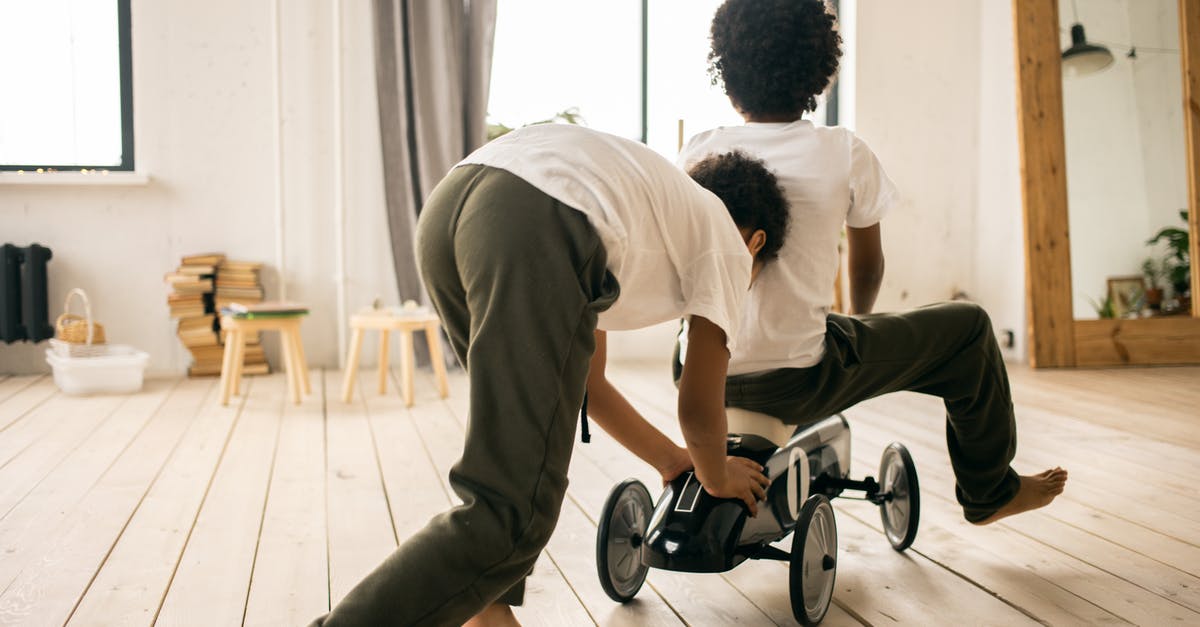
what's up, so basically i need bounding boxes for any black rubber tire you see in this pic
[879,442,920,551]
[596,478,653,603]
[790,494,838,625]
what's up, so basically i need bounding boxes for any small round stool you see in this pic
[341,310,450,406]
[726,407,797,447]
[219,314,311,405]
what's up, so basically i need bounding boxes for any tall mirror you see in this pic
[1061,0,1189,320]
[1014,0,1200,367]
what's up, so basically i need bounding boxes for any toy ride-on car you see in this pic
[595,412,920,625]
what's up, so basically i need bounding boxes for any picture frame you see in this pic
[1107,275,1146,318]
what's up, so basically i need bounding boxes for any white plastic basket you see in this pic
[45,346,149,395]
[49,338,113,358]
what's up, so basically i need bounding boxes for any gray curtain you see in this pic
[373,0,497,366]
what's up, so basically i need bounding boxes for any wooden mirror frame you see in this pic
[1014,0,1200,367]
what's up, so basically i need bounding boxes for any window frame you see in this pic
[0,0,134,172]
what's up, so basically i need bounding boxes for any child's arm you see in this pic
[847,223,885,314]
[585,326,768,513]
[676,315,769,513]
[585,330,693,484]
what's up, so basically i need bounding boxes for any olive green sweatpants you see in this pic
[312,165,618,626]
[675,302,1020,523]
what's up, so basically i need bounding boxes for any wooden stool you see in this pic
[341,311,450,406]
[220,315,311,405]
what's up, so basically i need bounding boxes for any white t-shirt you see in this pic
[459,123,752,352]
[678,120,898,373]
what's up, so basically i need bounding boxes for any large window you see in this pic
[644,0,741,157]
[0,0,134,171]
[487,0,643,142]
[488,1,844,160]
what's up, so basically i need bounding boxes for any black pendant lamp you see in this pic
[1062,1,1114,76]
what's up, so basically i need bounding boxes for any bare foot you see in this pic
[973,468,1068,526]
[463,603,521,627]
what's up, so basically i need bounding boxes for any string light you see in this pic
[3,168,116,175]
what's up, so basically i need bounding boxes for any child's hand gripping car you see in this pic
[595,413,920,626]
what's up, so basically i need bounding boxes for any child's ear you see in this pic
[748,229,767,258]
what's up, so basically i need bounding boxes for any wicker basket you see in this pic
[52,288,109,358]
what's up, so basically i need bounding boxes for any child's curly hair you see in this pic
[688,151,790,264]
[708,0,842,116]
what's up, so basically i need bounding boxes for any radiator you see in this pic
[1,244,54,343]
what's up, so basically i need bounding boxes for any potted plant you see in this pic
[1141,256,1166,311]
[1087,293,1116,319]
[487,107,586,141]
[1146,209,1191,310]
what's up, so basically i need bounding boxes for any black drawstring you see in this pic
[579,392,591,443]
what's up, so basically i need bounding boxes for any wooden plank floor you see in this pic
[0,363,1196,626]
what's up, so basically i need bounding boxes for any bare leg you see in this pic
[463,603,521,627]
[973,468,1068,525]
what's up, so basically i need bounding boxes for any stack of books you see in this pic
[216,260,270,376]
[214,260,265,310]
[165,253,223,377]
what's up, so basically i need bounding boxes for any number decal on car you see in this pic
[786,447,810,521]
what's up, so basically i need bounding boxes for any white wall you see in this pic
[856,1,982,311]
[1,0,396,375]
[855,0,1027,360]
[973,0,1026,361]
[1130,0,1188,280]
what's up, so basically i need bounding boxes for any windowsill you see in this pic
[0,171,151,186]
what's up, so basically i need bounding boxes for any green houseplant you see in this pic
[1087,293,1116,319]
[1146,209,1191,299]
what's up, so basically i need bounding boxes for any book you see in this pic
[169,306,206,319]
[218,260,264,271]
[225,311,309,320]
[180,333,220,348]
[179,325,217,337]
[241,362,270,375]
[215,291,263,303]
[187,354,269,377]
[216,285,263,294]
[178,314,216,330]
[216,282,259,289]
[188,363,223,377]
[177,264,217,276]
[182,253,225,265]
[223,310,309,320]
[222,301,309,317]
[165,276,214,294]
